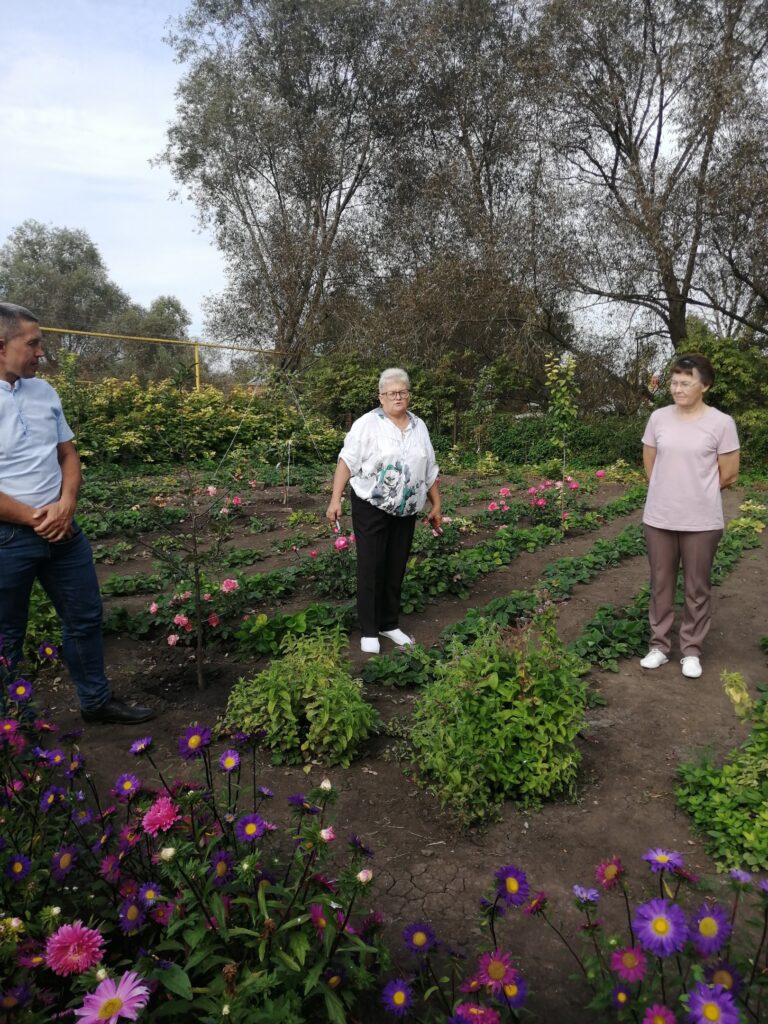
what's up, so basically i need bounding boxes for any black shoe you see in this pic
[81,698,156,725]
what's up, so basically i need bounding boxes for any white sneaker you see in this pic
[361,637,380,655]
[380,628,414,647]
[681,656,702,678]
[640,649,669,670]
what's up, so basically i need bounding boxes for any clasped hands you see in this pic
[30,501,75,542]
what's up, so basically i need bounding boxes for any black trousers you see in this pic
[351,491,417,637]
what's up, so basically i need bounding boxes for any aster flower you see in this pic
[319,826,335,843]
[129,737,152,756]
[324,966,345,990]
[477,949,517,993]
[72,805,93,826]
[454,1005,501,1023]
[7,679,32,702]
[689,903,732,958]
[258,785,274,799]
[381,979,413,1018]
[218,749,240,773]
[729,868,752,885]
[235,814,267,843]
[356,868,373,885]
[114,774,141,800]
[47,748,66,767]
[634,898,688,957]
[138,882,161,907]
[498,975,527,1008]
[459,976,483,994]
[309,903,329,939]
[403,921,437,954]
[0,984,31,1010]
[348,832,374,858]
[38,642,58,660]
[0,719,19,737]
[118,899,145,934]
[179,724,211,759]
[100,855,121,885]
[65,754,85,778]
[360,911,385,935]
[74,969,150,1024]
[209,851,235,887]
[51,847,78,881]
[572,885,600,906]
[686,982,739,1024]
[45,921,105,976]
[642,848,684,873]
[150,902,174,926]
[142,796,180,836]
[706,961,742,995]
[39,785,67,812]
[523,891,548,916]
[611,946,647,983]
[642,1006,677,1024]
[612,985,631,1009]
[6,853,31,881]
[495,864,529,906]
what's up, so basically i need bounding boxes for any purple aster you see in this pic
[381,979,413,1018]
[39,785,66,812]
[138,882,161,906]
[287,793,319,814]
[209,850,235,887]
[759,879,768,895]
[38,642,58,660]
[257,785,274,798]
[100,855,121,884]
[235,813,267,843]
[729,868,752,885]
[178,725,211,759]
[50,846,78,881]
[706,961,742,996]
[498,974,527,1008]
[118,898,146,934]
[403,921,437,954]
[114,773,141,800]
[686,982,739,1024]
[495,864,530,905]
[71,805,93,826]
[218,749,240,773]
[572,885,600,905]
[0,984,31,1010]
[642,848,684,873]
[7,678,32,702]
[64,753,85,779]
[633,898,688,957]
[6,853,31,881]
[129,737,153,755]
[689,903,732,958]
[612,984,631,1010]
[348,832,374,858]
[46,749,66,768]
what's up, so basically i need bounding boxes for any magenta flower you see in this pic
[142,796,180,836]
[487,501,499,511]
[381,979,413,1018]
[45,921,105,976]
[686,982,739,1024]
[689,903,732,957]
[611,946,647,983]
[499,487,511,497]
[73,969,149,1024]
[403,921,436,954]
[477,949,517,993]
[633,898,688,957]
[220,578,239,593]
[642,1006,676,1024]
[334,536,349,550]
[595,855,624,889]
[642,848,683,873]
[595,469,606,478]
[523,891,548,917]
[454,1005,501,1023]
[310,903,329,939]
[495,864,529,905]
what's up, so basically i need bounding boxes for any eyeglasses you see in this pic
[380,390,410,399]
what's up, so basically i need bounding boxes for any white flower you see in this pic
[96,968,108,981]
[222,1006,231,1017]
[320,777,333,791]
[356,869,373,885]
[159,847,176,862]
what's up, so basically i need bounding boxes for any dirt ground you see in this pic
[34,483,767,1023]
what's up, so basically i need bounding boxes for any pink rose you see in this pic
[334,536,349,551]
[568,481,579,490]
[206,485,217,496]
[167,634,180,647]
[173,614,189,627]
[499,487,511,497]
[320,826,336,843]
[232,496,242,507]
[527,487,538,495]
[203,593,212,602]
[309,550,318,558]
[149,602,159,615]
[536,498,547,507]
[249,479,257,488]
[487,502,499,511]
[207,613,220,627]
[595,469,606,478]
[219,507,230,516]
[221,579,239,593]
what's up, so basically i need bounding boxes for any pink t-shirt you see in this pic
[642,404,739,531]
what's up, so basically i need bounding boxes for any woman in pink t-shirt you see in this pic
[639,353,740,679]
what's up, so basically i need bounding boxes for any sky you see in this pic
[0,0,226,337]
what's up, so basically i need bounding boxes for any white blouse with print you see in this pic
[338,409,439,516]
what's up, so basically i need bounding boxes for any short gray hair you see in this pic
[0,302,39,343]
[378,367,410,393]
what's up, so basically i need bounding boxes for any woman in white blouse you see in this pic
[326,368,442,654]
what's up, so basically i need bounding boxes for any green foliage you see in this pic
[236,604,355,658]
[100,571,165,597]
[488,414,645,466]
[410,615,589,823]
[677,684,768,869]
[360,644,438,688]
[22,582,62,664]
[222,630,380,766]
[570,588,651,671]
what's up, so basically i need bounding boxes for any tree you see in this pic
[539,0,768,348]
[162,0,407,373]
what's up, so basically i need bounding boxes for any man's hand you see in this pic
[33,500,75,542]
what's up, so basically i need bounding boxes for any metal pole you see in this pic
[194,342,201,391]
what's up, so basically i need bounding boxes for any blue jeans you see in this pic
[0,522,110,711]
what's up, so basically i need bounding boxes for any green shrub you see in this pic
[487,414,645,466]
[410,614,589,823]
[360,644,438,688]
[222,630,380,766]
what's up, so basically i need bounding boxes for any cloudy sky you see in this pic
[0,0,226,336]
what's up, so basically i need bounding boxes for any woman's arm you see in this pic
[718,451,740,489]
[642,444,656,481]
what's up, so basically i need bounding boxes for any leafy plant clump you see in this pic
[410,613,589,823]
[222,630,380,766]
[677,676,768,870]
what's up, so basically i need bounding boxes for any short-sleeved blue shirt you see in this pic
[0,378,74,508]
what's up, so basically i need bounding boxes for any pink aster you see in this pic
[642,1007,676,1024]
[142,796,181,837]
[595,856,625,889]
[611,945,647,983]
[45,921,105,976]
[454,1005,501,1023]
[476,949,517,993]
[74,970,150,1024]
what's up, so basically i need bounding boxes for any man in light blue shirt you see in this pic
[0,302,154,724]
